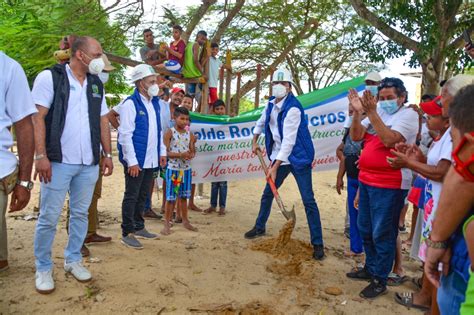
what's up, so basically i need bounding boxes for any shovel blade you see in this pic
[281,205,296,222]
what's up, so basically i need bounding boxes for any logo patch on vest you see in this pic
[91,84,101,98]
[138,110,146,116]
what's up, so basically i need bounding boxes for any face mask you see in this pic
[87,57,105,75]
[272,84,288,99]
[366,85,378,97]
[147,84,160,97]
[98,72,109,84]
[378,100,400,115]
[343,115,353,128]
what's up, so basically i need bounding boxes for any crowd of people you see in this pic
[336,64,474,313]
[0,28,473,315]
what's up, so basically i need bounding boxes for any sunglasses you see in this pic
[452,131,474,182]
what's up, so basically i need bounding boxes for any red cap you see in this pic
[420,96,442,116]
[171,87,185,95]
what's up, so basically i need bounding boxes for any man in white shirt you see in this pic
[31,36,113,294]
[244,68,325,260]
[0,52,36,272]
[117,64,166,250]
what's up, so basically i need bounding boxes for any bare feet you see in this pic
[175,217,183,223]
[189,203,203,212]
[161,222,172,235]
[218,207,226,216]
[183,221,198,232]
[202,207,216,215]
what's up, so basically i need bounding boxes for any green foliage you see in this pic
[0,0,133,98]
[239,97,256,113]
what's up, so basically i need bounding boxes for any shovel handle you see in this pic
[256,149,284,206]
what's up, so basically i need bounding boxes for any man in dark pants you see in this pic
[244,68,324,260]
[117,64,166,249]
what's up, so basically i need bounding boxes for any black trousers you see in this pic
[121,167,154,237]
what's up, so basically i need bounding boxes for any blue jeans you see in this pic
[255,164,323,246]
[34,163,99,272]
[438,271,468,315]
[210,181,227,208]
[347,176,362,254]
[357,182,407,285]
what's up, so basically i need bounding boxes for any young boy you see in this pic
[203,100,228,216]
[162,107,198,235]
[182,30,207,97]
[208,43,222,107]
[155,25,186,74]
[181,94,194,111]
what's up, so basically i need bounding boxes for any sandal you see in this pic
[202,207,216,215]
[387,272,409,286]
[394,292,430,311]
[411,277,422,290]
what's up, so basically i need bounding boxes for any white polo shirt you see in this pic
[0,52,37,179]
[31,64,109,165]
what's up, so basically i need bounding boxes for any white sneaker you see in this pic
[64,261,92,282]
[35,270,55,294]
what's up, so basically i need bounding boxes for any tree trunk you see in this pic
[230,18,319,110]
[182,0,217,43]
[211,0,245,45]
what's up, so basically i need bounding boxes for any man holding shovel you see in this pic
[244,68,325,260]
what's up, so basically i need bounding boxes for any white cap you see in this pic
[365,71,382,82]
[131,64,157,82]
[272,68,294,85]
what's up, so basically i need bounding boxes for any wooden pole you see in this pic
[236,72,242,109]
[218,66,224,100]
[254,64,261,109]
[200,40,211,114]
[269,68,274,97]
[225,49,232,115]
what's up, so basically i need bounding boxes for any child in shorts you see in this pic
[162,107,198,235]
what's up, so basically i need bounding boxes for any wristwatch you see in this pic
[16,180,34,191]
[103,152,113,159]
[426,237,449,249]
[34,154,46,160]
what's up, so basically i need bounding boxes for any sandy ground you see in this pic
[0,157,421,315]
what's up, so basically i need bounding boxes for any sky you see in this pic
[107,0,423,104]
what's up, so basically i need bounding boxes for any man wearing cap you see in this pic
[364,71,382,97]
[32,36,113,293]
[244,68,325,260]
[118,64,167,249]
[346,77,418,299]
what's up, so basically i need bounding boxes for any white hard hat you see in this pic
[131,64,157,82]
[365,71,382,82]
[272,68,294,85]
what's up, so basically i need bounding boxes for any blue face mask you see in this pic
[378,100,400,115]
[365,85,378,96]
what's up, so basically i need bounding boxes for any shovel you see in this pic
[256,148,296,222]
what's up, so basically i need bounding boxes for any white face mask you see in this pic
[88,57,105,75]
[147,84,160,97]
[272,84,288,99]
[98,72,109,84]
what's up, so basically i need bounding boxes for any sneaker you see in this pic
[121,234,143,249]
[244,227,266,239]
[135,228,159,240]
[360,279,387,299]
[35,269,55,294]
[143,209,162,220]
[64,261,92,282]
[313,245,325,260]
[346,266,372,281]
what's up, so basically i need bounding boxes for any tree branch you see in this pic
[182,0,217,42]
[348,0,420,53]
[211,0,245,45]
